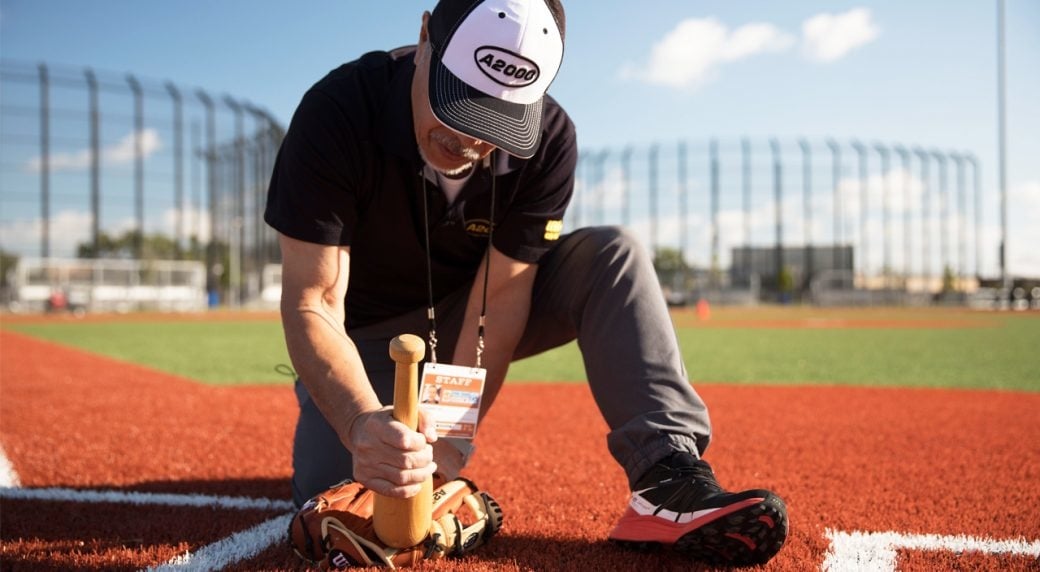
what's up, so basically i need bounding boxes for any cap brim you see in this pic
[429,55,543,159]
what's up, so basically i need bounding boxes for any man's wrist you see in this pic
[342,403,383,451]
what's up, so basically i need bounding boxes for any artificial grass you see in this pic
[3,320,294,385]
[4,309,1038,391]
[504,312,1040,391]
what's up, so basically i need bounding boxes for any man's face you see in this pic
[412,14,495,176]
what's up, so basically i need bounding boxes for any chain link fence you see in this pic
[2,59,1009,310]
[568,139,993,305]
[1,60,283,310]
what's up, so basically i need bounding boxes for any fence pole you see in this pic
[799,139,812,290]
[996,0,1009,290]
[874,143,891,287]
[223,96,246,307]
[710,138,720,285]
[126,74,145,259]
[677,140,687,275]
[245,104,268,283]
[38,64,50,259]
[913,149,931,293]
[826,139,842,277]
[85,68,101,258]
[931,150,949,290]
[951,153,967,289]
[894,146,912,289]
[967,154,982,280]
[195,90,218,303]
[851,140,868,284]
[165,82,184,257]
[770,139,783,291]
[620,146,633,227]
[191,120,201,250]
[741,138,751,252]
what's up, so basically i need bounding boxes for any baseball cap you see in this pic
[427,0,565,159]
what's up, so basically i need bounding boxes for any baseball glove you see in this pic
[288,477,503,569]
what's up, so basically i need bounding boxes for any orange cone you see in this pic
[696,298,711,321]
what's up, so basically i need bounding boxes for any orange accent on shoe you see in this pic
[724,532,756,550]
[608,497,764,544]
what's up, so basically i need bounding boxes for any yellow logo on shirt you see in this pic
[544,219,563,241]
[465,219,491,237]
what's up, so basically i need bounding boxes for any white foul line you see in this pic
[1,485,297,571]
[145,512,295,572]
[823,529,1040,571]
[0,444,20,488]
[0,485,293,511]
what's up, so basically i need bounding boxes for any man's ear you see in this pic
[415,11,432,64]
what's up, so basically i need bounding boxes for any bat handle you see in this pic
[373,334,431,548]
[388,334,425,430]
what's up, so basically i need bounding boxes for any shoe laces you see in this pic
[638,458,726,514]
[664,460,724,494]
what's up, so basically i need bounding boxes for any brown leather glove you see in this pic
[289,477,503,569]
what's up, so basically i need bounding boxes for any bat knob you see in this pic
[390,334,426,365]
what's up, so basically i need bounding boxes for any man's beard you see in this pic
[422,131,482,177]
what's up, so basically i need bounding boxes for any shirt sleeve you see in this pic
[492,107,577,263]
[264,88,361,246]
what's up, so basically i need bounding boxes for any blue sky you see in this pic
[1,0,1038,276]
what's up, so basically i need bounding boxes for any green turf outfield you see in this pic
[3,320,293,385]
[4,308,1038,391]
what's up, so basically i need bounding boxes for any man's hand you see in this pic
[347,406,439,497]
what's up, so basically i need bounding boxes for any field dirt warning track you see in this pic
[2,329,1039,570]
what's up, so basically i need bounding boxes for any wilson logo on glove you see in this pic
[328,550,351,570]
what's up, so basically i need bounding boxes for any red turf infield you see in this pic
[1,329,1039,571]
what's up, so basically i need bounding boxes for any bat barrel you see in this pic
[373,334,432,548]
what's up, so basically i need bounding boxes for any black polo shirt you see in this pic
[265,47,577,329]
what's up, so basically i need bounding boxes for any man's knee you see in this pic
[567,225,646,262]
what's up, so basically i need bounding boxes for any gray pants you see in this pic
[291,226,712,506]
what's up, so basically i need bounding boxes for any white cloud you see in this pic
[25,129,162,172]
[0,210,93,258]
[621,17,795,90]
[160,206,213,244]
[0,206,211,259]
[801,8,880,63]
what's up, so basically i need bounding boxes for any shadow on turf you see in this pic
[7,479,725,571]
[479,532,722,572]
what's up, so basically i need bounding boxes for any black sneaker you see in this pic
[608,453,788,567]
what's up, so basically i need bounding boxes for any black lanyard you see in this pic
[420,153,495,368]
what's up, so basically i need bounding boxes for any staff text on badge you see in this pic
[419,362,486,440]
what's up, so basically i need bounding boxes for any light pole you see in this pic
[996,0,1009,291]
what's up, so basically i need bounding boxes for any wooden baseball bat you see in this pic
[372,333,432,548]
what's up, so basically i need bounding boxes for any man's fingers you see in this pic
[349,406,439,497]
[354,408,431,452]
[356,462,438,498]
[418,406,439,443]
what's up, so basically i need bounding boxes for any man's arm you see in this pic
[278,233,438,497]
[452,245,536,415]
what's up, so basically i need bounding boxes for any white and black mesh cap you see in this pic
[428,0,564,159]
